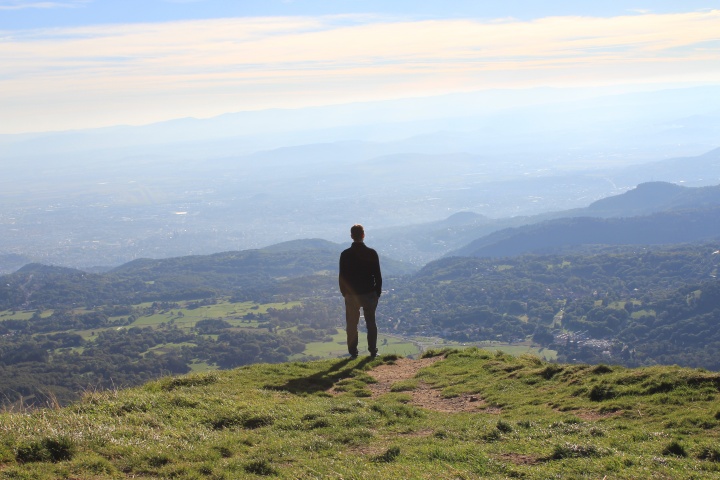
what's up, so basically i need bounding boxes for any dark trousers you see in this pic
[344,292,378,356]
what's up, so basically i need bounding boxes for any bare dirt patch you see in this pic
[365,356,486,413]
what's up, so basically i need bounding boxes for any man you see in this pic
[339,224,382,358]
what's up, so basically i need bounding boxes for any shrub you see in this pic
[592,364,613,374]
[145,453,171,468]
[244,458,277,476]
[538,364,564,380]
[697,446,720,462]
[589,384,615,401]
[242,414,274,429]
[372,446,400,463]
[214,445,235,458]
[381,353,401,361]
[662,440,687,457]
[15,436,75,463]
[207,413,244,430]
[0,443,15,463]
[421,349,451,359]
[496,419,514,433]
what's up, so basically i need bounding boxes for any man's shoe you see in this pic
[369,351,379,359]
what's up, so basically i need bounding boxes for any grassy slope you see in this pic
[2,348,720,479]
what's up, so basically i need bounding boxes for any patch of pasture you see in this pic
[0,309,54,321]
[130,299,300,330]
[301,329,422,359]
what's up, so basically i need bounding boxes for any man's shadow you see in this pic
[266,357,374,395]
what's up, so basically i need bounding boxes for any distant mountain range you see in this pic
[581,178,720,217]
[3,85,719,161]
[372,167,720,263]
[5,179,720,309]
[1,85,720,272]
[449,182,720,258]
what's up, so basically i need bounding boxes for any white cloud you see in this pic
[1,10,719,132]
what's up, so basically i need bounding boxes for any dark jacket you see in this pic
[339,241,382,297]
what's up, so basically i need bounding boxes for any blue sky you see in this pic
[1,0,719,133]
[2,1,717,28]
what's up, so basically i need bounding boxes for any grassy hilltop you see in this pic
[1,348,720,479]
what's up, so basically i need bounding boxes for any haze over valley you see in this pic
[2,86,720,271]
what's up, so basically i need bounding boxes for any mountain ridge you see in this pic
[450,205,720,258]
[374,179,720,263]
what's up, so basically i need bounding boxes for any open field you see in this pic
[0,309,54,321]
[300,330,555,361]
[301,329,421,359]
[128,300,300,331]
[0,299,300,338]
[2,301,555,362]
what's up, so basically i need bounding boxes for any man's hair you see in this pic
[350,224,365,241]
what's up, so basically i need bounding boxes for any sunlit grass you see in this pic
[2,298,706,475]
[300,329,421,359]
[0,309,54,321]
[2,349,719,478]
[130,299,300,330]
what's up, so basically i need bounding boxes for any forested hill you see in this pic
[0,240,416,310]
[386,243,720,369]
[581,181,720,217]
[450,206,720,258]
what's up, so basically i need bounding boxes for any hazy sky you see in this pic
[1,0,719,134]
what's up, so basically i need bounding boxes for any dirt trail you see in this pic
[364,356,487,413]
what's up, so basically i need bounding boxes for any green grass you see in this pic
[412,337,556,361]
[301,329,421,358]
[129,300,300,331]
[0,309,54,321]
[480,344,557,360]
[188,361,216,373]
[8,299,301,342]
[2,348,719,478]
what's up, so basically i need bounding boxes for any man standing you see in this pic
[339,224,382,358]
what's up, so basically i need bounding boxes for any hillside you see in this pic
[386,243,720,368]
[2,349,720,479]
[613,146,720,189]
[374,180,720,264]
[0,240,416,310]
[450,205,720,258]
[581,181,716,217]
[2,239,720,409]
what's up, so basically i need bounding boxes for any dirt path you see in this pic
[364,356,487,413]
